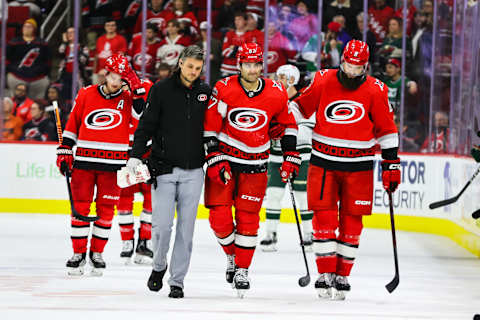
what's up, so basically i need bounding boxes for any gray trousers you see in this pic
[151,167,204,288]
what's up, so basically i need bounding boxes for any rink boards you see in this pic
[1,142,479,256]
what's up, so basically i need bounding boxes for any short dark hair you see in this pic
[234,11,248,20]
[146,22,158,33]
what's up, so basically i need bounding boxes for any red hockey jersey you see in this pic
[128,79,153,147]
[133,9,175,35]
[293,69,398,171]
[221,31,252,75]
[95,34,128,73]
[204,75,298,168]
[63,85,139,171]
[127,33,161,79]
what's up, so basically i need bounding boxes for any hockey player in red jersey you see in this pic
[293,40,401,300]
[56,53,145,276]
[204,43,300,298]
[117,78,154,264]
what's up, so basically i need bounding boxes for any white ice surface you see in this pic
[0,213,479,320]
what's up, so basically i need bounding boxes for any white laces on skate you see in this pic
[91,252,104,263]
[335,275,348,285]
[122,240,134,252]
[234,268,249,282]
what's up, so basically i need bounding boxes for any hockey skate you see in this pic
[147,267,167,292]
[303,232,313,252]
[314,273,334,299]
[260,231,277,252]
[233,268,250,299]
[89,251,106,276]
[120,240,134,263]
[331,275,350,300]
[226,254,235,286]
[134,239,154,264]
[66,253,86,276]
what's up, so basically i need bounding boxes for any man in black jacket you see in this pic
[128,45,211,298]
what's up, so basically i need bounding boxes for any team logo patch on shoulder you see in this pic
[324,100,365,124]
[374,79,385,91]
[84,109,123,130]
[197,94,208,102]
[212,87,218,96]
[228,107,268,132]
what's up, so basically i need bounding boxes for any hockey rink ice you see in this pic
[1,213,479,320]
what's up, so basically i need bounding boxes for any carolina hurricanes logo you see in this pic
[165,49,180,62]
[228,108,268,132]
[267,51,279,64]
[324,100,365,124]
[19,48,40,68]
[197,94,208,102]
[134,53,153,68]
[84,109,123,130]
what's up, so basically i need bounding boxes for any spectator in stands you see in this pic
[378,17,412,70]
[368,0,395,46]
[45,84,69,126]
[323,0,360,37]
[221,11,250,77]
[22,100,57,142]
[288,0,318,52]
[218,0,245,34]
[128,22,162,81]
[2,97,23,141]
[420,111,449,153]
[274,4,297,48]
[156,19,192,67]
[301,32,324,72]
[93,19,128,84]
[12,83,34,123]
[422,0,433,21]
[58,27,91,101]
[171,0,199,39]
[196,21,222,86]
[134,0,174,36]
[246,12,264,47]
[383,58,417,113]
[265,22,296,75]
[156,62,172,82]
[410,11,427,59]
[351,12,376,65]
[332,15,352,49]
[394,0,417,36]
[6,18,50,100]
[322,21,343,68]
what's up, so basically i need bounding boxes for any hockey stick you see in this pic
[287,179,311,287]
[428,166,480,210]
[472,209,480,219]
[385,190,399,293]
[53,101,98,222]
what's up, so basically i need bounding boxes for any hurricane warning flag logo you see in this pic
[228,107,268,132]
[324,100,365,124]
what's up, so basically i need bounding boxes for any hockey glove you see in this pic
[122,68,146,97]
[471,145,480,163]
[269,122,286,140]
[381,159,401,193]
[280,151,301,183]
[206,151,232,185]
[56,145,73,176]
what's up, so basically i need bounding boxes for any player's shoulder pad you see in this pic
[368,75,387,93]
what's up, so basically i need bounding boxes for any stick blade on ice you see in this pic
[385,275,399,293]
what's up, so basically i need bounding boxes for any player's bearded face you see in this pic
[342,62,366,78]
[105,72,122,92]
[240,62,262,83]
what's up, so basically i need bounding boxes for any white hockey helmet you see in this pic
[276,64,300,87]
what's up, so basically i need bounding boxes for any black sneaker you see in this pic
[147,267,167,292]
[168,286,184,298]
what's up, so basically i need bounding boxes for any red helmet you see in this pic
[105,53,129,75]
[237,42,263,65]
[342,40,369,66]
